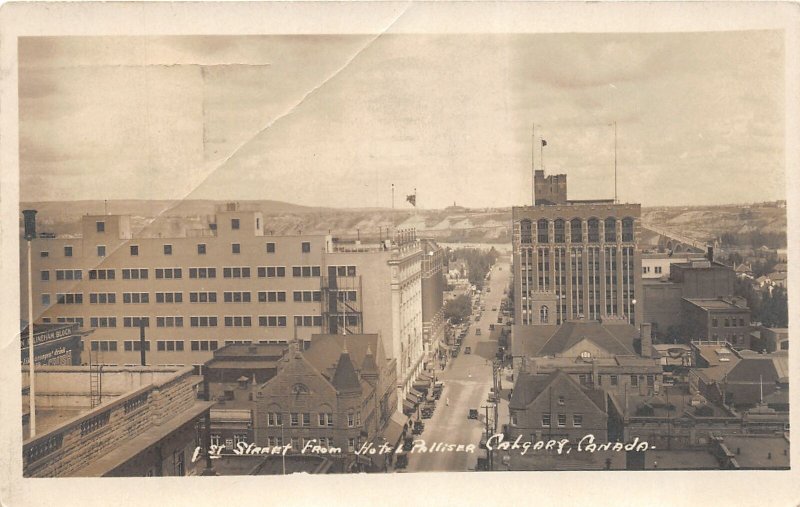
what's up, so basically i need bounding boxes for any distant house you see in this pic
[759,327,789,353]
[733,263,753,279]
[754,275,772,290]
[766,271,787,289]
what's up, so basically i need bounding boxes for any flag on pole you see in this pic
[406,193,416,207]
[541,139,548,147]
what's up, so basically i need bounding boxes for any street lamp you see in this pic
[22,209,37,437]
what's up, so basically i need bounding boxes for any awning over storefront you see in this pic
[408,387,424,400]
[382,412,408,447]
[417,372,433,382]
[402,399,416,415]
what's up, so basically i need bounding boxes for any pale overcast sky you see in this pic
[19,32,785,208]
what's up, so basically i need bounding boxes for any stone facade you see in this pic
[22,365,211,477]
[512,203,642,328]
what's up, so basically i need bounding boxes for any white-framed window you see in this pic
[267,412,283,427]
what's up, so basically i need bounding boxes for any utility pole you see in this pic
[481,404,493,470]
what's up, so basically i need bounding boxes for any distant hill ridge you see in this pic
[20,199,785,246]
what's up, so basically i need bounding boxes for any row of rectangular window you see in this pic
[46,290,308,305]
[711,317,747,328]
[51,240,287,258]
[329,265,358,277]
[266,412,336,427]
[39,265,325,281]
[295,315,323,327]
[84,315,324,328]
[100,340,292,353]
[540,413,583,428]
[54,293,82,304]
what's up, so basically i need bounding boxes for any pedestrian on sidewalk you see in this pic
[446,397,450,407]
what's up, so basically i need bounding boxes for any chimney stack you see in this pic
[640,323,653,358]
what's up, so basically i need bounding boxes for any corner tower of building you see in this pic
[533,170,568,205]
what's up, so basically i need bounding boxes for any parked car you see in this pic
[492,306,497,311]
[476,328,482,336]
[468,408,479,419]
[465,346,472,354]
[395,454,408,469]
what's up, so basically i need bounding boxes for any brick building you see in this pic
[22,365,213,477]
[512,320,662,397]
[508,370,608,443]
[641,256,740,340]
[420,239,447,366]
[682,297,751,348]
[252,334,396,472]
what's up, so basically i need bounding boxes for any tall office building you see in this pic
[512,169,642,329]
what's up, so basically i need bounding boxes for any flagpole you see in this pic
[540,137,544,173]
[532,124,537,203]
[613,121,618,204]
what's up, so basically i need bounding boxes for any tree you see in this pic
[451,247,499,290]
[444,295,472,324]
[760,286,788,328]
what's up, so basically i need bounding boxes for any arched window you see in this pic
[554,219,565,243]
[604,217,617,242]
[570,218,583,243]
[537,219,549,243]
[540,305,549,324]
[587,218,600,243]
[622,217,634,242]
[520,219,532,244]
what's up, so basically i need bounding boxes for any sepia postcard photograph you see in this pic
[1,2,798,506]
